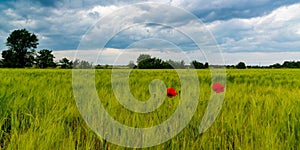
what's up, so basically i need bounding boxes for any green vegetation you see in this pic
[0,69,299,149]
[136,54,186,69]
[235,62,246,69]
[2,29,38,68]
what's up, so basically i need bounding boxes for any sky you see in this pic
[1,0,300,65]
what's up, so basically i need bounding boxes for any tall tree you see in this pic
[204,62,209,68]
[128,60,136,69]
[165,59,186,69]
[36,49,56,68]
[3,29,39,68]
[0,58,3,68]
[136,54,151,64]
[59,57,73,69]
[1,50,15,68]
[73,59,93,69]
[191,60,205,69]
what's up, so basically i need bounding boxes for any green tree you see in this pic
[59,57,73,69]
[94,64,103,69]
[204,62,209,68]
[165,59,185,69]
[36,49,56,68]
[270,63,281,68]
[1,50,15,67]
[181,60,186,69]
[191,60,205,69]
[236,62,246,69]
[282,61,299,68]
[138,57,173,69]
[136,54,151,64]
[3,29,38,68]
[128,60,136,69]
[73,59,93,69]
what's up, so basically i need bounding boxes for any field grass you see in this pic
[0,69,299,149]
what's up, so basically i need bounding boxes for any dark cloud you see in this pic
[1,0,300,53]
[34,0,59,7]
[189,0,300,22]
[104,23,198,51]
[0,0,59,7]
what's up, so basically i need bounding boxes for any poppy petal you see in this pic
[212,83,225,93]
[167,87,178,98]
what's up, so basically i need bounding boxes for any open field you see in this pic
[0,69,299,149]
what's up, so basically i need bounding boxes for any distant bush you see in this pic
[236,62,246,69]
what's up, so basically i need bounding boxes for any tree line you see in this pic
[268,61,300,68]
[1,29,299,69]
[131,54,209,69]
[132,55,300,69]
[225,61,300,69]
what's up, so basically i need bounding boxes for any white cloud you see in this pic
[89,5,119,17]
[4,8,20,19]
[207,3,300,52]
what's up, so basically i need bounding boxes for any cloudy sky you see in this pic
[1,0,300,65]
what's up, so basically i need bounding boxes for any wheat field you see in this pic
[0,69,299,149]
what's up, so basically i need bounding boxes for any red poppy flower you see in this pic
[167,87,178,98]
[212,82,225,93]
